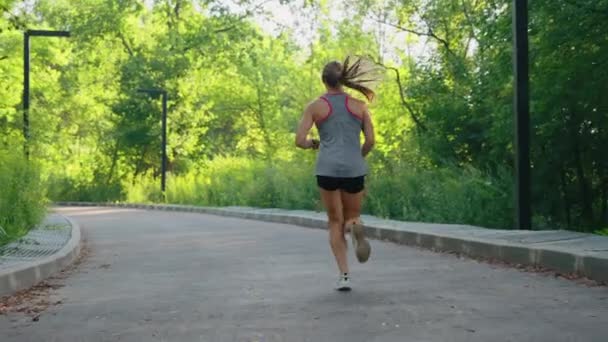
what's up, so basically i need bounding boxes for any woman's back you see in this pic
[315,93,368,178]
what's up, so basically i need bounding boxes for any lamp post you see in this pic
[23,29,70,158]
[137,88,168,195]
[512,0,531,229]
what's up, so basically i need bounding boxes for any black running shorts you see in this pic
[316,176,365,193]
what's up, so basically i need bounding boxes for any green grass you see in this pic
[46,155,608,232]
[0,150,47,246]
[126,157,321,210]
[47,172,123,203]
[595,228,608,236]
[366,165,513,229]
[44,154,524,230]
[121,157,514,229]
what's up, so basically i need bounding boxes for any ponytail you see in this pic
[340,55,384,102]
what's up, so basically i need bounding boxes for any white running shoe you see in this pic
[335,275,351,292]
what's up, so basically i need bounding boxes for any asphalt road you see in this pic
[1,207,607,342]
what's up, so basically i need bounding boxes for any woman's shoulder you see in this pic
[307,97,330,110]
[346,95,368,116]
[347,96,367,107]
[304,97,332,120]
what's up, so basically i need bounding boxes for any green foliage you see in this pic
[366,164,513,229]
[127,157,320,210]
[124,156,512,228]
[47,172,124,202]
[0,150,47,245]
[1,0,606,231]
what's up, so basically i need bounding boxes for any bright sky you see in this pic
[141,0,430,64]
[232,0,430,64]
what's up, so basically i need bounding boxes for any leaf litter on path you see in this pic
[0,243,90,320]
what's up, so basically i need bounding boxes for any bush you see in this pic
[123,157,513,229]
[47,172,124,202]
[0,150,47,245]
[46,155,516,230]
[126,157,320,210]
[595,228,608,236]
[366,165,513,229]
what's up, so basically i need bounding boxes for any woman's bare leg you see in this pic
[320,189,348,274]
[341,190,365,226]
[341,190,371,263]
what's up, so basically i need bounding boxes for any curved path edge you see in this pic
[56,202,608,284]
[0,215,83,297]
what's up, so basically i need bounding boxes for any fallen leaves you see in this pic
[0,242,89,320]
[0,282,62,317]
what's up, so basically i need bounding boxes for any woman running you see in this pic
[295,56,382,291]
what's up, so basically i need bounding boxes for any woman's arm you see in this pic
[361,107,375,157]
[295,103,319,149]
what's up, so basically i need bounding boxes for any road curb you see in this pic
[0,215,83,297]
[56,202,608,284]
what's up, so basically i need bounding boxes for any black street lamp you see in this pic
[23,29,70,158]
[512,0,531,229]
[137,88,168,195]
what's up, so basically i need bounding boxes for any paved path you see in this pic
[1,207,607,342]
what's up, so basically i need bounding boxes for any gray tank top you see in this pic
[314,93,368,177]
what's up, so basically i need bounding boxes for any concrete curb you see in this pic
[0,215,83,297]
[56,202,608,284]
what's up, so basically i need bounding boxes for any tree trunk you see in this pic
[255,86,273,162]
[106,140,120,185]
[602,181,607,225]
[573,141,594,227]
[559,165,572,229]
[174,0,181,19]
[601,172,608,225]
[133,144,149,180]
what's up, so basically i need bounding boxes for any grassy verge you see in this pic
[121,157,514,229]
[0,150,47,246]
